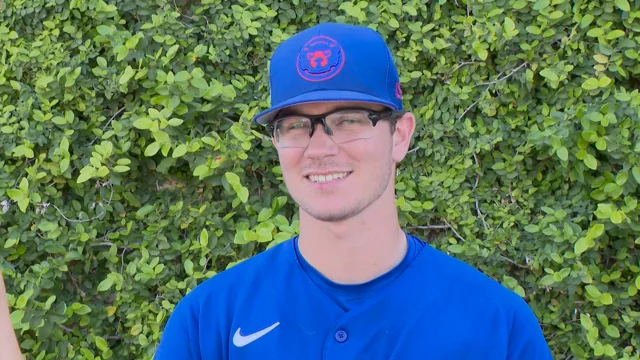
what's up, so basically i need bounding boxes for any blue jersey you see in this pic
[154,234,552,359]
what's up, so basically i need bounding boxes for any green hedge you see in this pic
[1,0,639,359]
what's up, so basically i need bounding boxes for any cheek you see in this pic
[277,150,303,177]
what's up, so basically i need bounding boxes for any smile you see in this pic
[307,172,351,183]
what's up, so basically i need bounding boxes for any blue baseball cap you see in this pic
[253,22,403,125]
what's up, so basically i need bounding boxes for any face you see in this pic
[272,101,415,223]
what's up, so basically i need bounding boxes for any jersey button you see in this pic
[335,330,348,343]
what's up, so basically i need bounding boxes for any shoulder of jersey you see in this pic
[179,238,294,302]
[419,239,528,305]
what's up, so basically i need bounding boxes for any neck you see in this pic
[297,189,407,285]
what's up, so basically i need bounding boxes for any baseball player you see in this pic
[154,22,553,359]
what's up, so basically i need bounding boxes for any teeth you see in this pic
[309,172,348,183]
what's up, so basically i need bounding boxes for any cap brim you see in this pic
[253,90,399,125]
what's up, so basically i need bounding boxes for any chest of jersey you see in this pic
[225,302,510,360]
[222,267,510,360]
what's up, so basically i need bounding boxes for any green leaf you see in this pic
[172,144,187,158]
[152,130,170,144]
[600,293,613,305]
[77,166,96,184]
[599,76,612,87]
[130,324,143,336]
[593,54,608,63]
[532,0,550,10]
[556,146,568,161]
[60,158,70,173]
[472,40,488,60]
[10,310,24,325]
[184,259,194,276]
[585,284,601,298]
[539,68,559,82]
[615,91,631,101]
[133,118,153,130]
[524,224,539,233]
[95,336,108,352]
[97,276,114,292]
[7,189,25,201]
[119,66,135,85]
[584,154,598,170]
[503,17,518,38]
[238,187,249,203]
[632,166,640,183]
[167,118,184,126]
[606,30,625,40]
[605,325,620,338]
[582,78,600,90]
[587,28,604,37]
[200,228,209,247]
[526,26,541,35]
[594,203,615,218]
[135,204,155,219]
[191,77,208,90]
[587,224,605,238]
[580,314,593,330]
[580,14,595,28]
[96,25,113,36]
[144,141,161,156]
[615,0,630,11]
[38,221,58,232]
[603,344,616,357]
[574,237,590,255]
[582,130,598,142]
[635,275,640,290]
[610,211,623,224]
[512,0,527,9]
[225,172,241,187]
[14,197,27,213]
[174,71,191,83]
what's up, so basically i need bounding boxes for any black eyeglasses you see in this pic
[267,107,406,148]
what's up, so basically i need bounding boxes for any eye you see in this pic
[276,117,309,132]
[330,111,369,127]
[288,121,306,129]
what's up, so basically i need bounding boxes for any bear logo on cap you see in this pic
[296,35,345,82]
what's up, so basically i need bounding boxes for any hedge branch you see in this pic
[408,224,450,230]
[408,219,466,243]
[50,183,113,223]
[451,61,478,74]
[477,62,528,87]
[89,107,125,146]
[458,98,481,121]
[498,254,529,269]
[476,199,489,230]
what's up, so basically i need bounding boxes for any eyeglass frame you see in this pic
[265,106,407,147]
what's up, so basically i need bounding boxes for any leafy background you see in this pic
[1,0,639,359]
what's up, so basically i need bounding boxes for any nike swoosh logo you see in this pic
[233,322,280,347]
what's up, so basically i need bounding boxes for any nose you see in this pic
[304,123,339,158]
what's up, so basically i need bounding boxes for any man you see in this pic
[154,22,553,359]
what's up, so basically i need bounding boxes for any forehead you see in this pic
[279,101,387,116]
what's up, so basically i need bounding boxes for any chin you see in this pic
[297,196,368,223]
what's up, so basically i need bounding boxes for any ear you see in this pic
[391,112,416,163]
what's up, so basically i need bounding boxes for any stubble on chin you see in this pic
[294,170,393,223]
